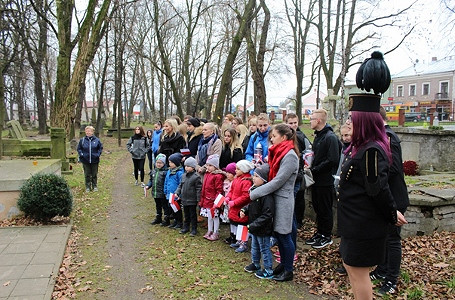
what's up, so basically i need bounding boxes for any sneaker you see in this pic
[244,263,260,273]
[141,182,145,188]
[207,232,219,241]
[255,269,274,279]
[311,235,333,249]
[377,281,397,295]
[235,243,248,253]
[230,241,240,248]
[85,188,90,192]
[190,230,197,237]
[369,270,386,281]
[93,187,98,192]
[179,228,189,234]
[203,231,213,239]
[305,232,322,245]
[135,180,138,186]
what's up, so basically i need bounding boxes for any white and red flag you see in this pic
[214,194,225,208]
[169,193,180,212]
[236,225,249,241]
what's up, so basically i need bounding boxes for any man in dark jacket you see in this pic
[305,109,340,249]
[369,107,410,295]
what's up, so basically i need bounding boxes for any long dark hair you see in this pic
[272,123,300,157]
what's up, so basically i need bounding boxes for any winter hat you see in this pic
[205,154,220,169]
[169,153,183,167]
[186,117,201,128]
[236,160,254,173]
[184,157,197,169]
[254,163,270,183]
[224,162,236,175]
[155,153,167,164]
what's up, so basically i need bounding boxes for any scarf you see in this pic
[197,134,218,166]
[268,139,295,180]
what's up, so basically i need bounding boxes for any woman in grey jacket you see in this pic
[126,126,149,187]
[249,124,299,282]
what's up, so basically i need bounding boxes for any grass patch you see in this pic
[405,286,424,299]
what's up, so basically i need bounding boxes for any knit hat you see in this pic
[205,154,220,169]
[254,163,269,183]
[236,160,254,173]
[169,153,183,167]
[224,162,236,175]
[184,157,197,169]
[155,153,166,164]
[186,117,201,128]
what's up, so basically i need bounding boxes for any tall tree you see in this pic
[51,0,113,136]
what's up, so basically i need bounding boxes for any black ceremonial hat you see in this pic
[348,93,381,112]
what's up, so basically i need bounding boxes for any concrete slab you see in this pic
[0,265,26,280]
[10,278,49,296]
[0,280,17,298]
[22,265,54,279]
[3,243,41,254]
[0,253,35,266]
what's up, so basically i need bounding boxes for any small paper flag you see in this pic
[214,194,225,208]
[236,225,249,241]
[169,193,180,212]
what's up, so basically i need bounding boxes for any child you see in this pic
[145,153,168,225]
[164,153,184,229]
[199,154,225,241]
[241,164,275,279]
[175,157,202,236]
[226,160,254,253]
[222,162,237,242]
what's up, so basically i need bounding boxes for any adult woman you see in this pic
[185,118,203,158]
[242,117,257,155]
[338,51,407,299]
[77,126,103,192]
[158,118,186,165]
[146,129,154,171]
[249,124,299,282]
[196,122,222,173]
[126,126,149,187]
[219,127,243,169]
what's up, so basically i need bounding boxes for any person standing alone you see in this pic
[78,126,103,192]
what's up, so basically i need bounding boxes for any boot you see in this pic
[160,216,170,227]
[224,232,236,244]
[179,226,189,234]
[168,220,178,228]
[273,270,293,282]
[173,222,183,229]
[151,215,162,225]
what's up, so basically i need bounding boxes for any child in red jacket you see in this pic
[226,160,254,253]
[199,154,225,241]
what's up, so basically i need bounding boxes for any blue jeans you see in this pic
[275,232,295,272]
[251,234,273,273]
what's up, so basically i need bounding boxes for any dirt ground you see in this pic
[101,155,154,299]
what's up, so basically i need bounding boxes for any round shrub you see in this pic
[17,173,73,221]
[403,160,419,176]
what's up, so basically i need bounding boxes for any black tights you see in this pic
[132,158,145,182]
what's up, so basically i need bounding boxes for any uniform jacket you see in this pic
[244,128,270,161]
[243,186,274,237]
[200,170,225,209]
[127,134,149,159]
[146,167,167,199]
[226,173,253,224]
[385,125,409,213]
[311,124,341,186]
[338,143,397,239]
[164,166,184,199]
[250,150,298,234]
[175,171,202,206]
[77,135,103,164]
[158,132,186,164]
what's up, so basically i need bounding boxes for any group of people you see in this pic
[77,51,410,298]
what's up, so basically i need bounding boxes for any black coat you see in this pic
[146,167,167,199]
[311,124,341,186]
[219,146,243,169]
[385,125,409,213]
[338,143,397,239]
[242,187,274,237]
[186,127,203,158]
[158,132,186,164]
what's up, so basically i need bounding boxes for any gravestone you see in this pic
[6,120,27,139]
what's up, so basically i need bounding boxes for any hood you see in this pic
[314,124,334,136]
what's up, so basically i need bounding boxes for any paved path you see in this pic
[0,225,71,300]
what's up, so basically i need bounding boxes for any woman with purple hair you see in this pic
[338,52,407,299]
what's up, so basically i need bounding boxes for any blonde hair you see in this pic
[223,127,242,155]
[162,118,178,140]
[85,126,95,132]
[178,123,188,141]
[312,109,328,123]
[257,113,269,123]
[237,124,248,146]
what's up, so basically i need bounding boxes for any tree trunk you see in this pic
[214,0,257,125]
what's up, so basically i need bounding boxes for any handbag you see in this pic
[302,168,315,189]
